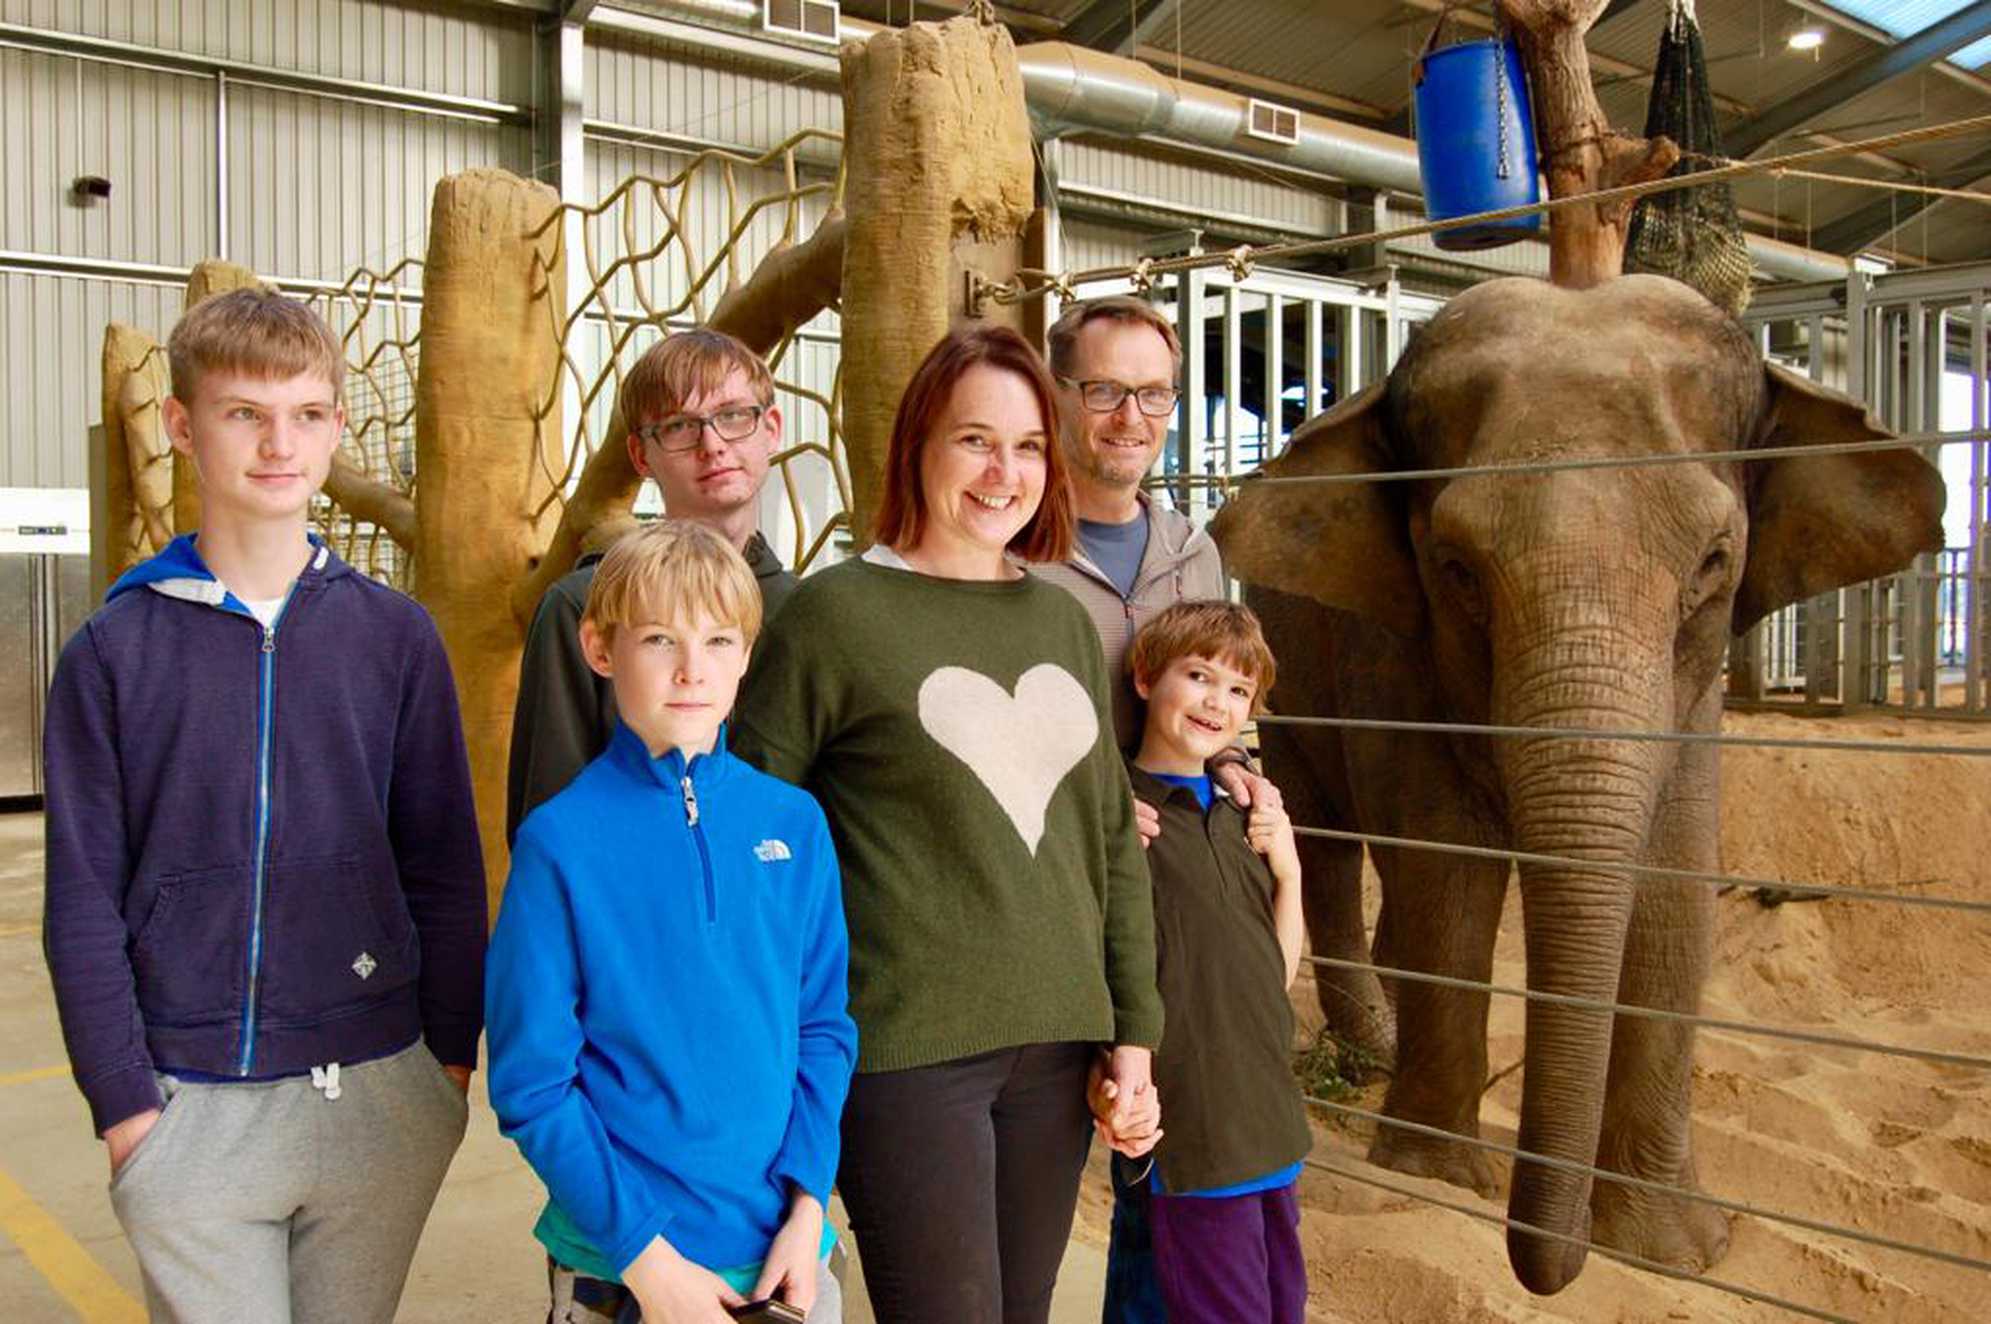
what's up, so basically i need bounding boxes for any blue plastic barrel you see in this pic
[1413,37,1542,251]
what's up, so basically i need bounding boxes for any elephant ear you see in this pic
[1734,362,1946,634]
[1210,382,1424,638]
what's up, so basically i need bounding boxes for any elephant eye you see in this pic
[1682,542,1734,618]
[1439,557,1488,625]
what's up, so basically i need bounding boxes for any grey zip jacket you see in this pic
[1028,491,1225,751]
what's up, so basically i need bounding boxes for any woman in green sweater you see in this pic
[732,325,1164,1324]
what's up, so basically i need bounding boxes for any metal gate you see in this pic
[1741,263,1989,715]
[1059,264,1444,523]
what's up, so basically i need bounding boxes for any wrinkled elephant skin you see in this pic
[1211,276,1945,1295]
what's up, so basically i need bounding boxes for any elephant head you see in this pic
[1212,275,1945,1293]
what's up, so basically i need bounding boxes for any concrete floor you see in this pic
[0,810,1107,1322]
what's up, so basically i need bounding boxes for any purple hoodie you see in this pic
[43,534,486,1135]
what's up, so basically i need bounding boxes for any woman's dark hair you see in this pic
[870,324,1075,563]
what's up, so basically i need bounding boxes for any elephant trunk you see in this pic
[1496,630,1672,1295]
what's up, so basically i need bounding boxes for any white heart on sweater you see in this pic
[917,663,1099,855]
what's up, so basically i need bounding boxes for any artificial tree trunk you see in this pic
[1500,0,1680,287]
[92,323,174,597]
[837,9,1035,543]
[412,169,566,914]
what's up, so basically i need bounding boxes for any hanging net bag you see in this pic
[1625,0,1753,315]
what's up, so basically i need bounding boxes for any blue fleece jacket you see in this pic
[42,535,487,1135]
[485,722,856,1277]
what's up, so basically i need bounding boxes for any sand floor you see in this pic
[1077,709,1991,1322]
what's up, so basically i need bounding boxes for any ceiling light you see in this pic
[1787,29,1826,52]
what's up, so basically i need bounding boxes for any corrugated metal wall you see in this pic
[0,2,534,491]
[2,0,536,102]
[587,34,843,149]
[0,272,183,487]
[227,85,529,281]
[1059,137,1339,240]
[3,4,1473,504]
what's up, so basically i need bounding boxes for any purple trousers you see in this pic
[1147,1182,1306,1324]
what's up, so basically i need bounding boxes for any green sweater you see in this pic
[731,555,1163,1073]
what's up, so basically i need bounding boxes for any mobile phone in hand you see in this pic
[727,1299,805,1323]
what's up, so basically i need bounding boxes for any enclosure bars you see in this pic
[1743,264,1991,714]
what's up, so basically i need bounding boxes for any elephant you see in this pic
[1209,275,1946,1295]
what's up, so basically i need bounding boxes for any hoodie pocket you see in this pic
[257,853,419,1023]
[129,866,249,1027]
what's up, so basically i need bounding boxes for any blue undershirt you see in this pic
[1077,511,1150,599]
[1150,771,1213,811]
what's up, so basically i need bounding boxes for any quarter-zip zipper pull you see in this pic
[261,627,276,653]
[681,774,700,827]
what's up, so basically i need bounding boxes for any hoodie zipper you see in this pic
[680,769,717,923]
[237,597,291,1075]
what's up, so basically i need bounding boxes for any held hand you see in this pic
[623,1236,746,1324]
[751,1192,824,1313]
[104,1108,161,1177]
[1133,798,1161,850]
[1246,795,1300,881]
[1097,1045,1162,1157]
[1214,761,1278,814]
[443,1065,472,1095]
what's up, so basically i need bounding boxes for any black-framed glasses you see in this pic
[1063,378,1180,418]
[634,404,766,454]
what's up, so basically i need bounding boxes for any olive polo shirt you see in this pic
[1129,763,1313,1194]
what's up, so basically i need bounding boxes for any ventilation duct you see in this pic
[590,6,1854,285]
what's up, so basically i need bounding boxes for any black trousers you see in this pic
[837,1042,1094,1324]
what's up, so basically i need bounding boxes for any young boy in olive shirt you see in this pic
[1097,601,1311,1323]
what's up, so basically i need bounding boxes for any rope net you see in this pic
[306,261,423,590]
[529,132,852,572]
[1624,0,1753,316]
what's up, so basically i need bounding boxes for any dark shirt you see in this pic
[1077,512,1150,601]
[1128,762,1311,1194]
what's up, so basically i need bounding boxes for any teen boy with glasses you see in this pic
[507,328,800,838]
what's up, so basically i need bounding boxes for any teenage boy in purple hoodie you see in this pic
[42,288,487,1323]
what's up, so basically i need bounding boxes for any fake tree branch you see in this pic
[323,454,417,550]
[508,211,848,627]
[1499,0,1680,287]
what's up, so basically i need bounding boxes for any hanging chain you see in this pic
[1494,11,1513,181]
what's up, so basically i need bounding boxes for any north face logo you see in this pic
[754,839,792,863]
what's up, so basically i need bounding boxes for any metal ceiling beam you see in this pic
[1725,2,1991,158]
[1594,0,1641,30]
[1063,0,1177,57]
[1811,143,1991,253]
[562,0,605,21]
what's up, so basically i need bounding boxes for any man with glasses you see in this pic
[1038,296,1231,752]
[1038,295,1277,1324]
[506,327,798,838]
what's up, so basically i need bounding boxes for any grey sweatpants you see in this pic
[109,1040,469,1324]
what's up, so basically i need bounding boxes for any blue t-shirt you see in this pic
[1152,771,1213,810]
[1078,511,1150,599]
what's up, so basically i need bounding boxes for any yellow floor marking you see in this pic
[0,922,39,939]
[0,1163,144,1322]
[0,1066,67,1088]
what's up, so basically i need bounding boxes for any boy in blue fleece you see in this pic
[42,288,485,1323]
[487,519,856,1323]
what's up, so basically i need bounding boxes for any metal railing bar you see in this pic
[1299,1094,1991,1277]
[1299,1155,1861,1324]
[1258,713,1991,758]
[1302,954,1991,1074]
[1290,824,1991,916]
[1235,429,1991,489]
